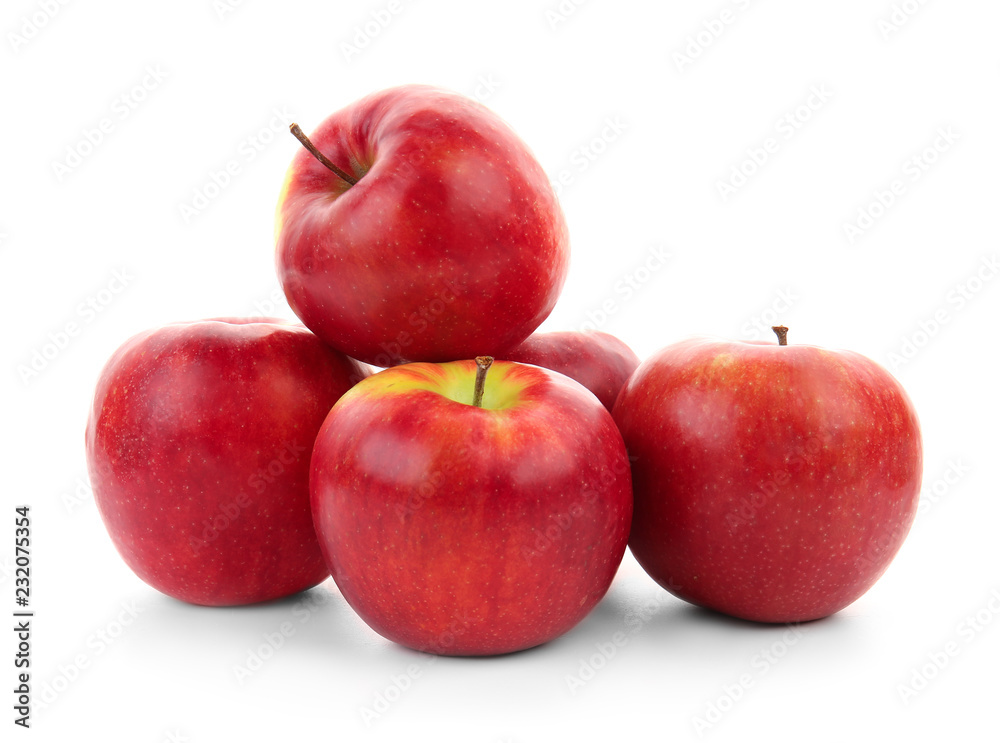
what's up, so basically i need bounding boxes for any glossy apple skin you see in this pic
[85,318,369,606]
[613,337,923,623]
[502,330,641,411]
[275,85,570,367]
[310,360,633,655]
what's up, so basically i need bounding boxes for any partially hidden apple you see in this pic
[310,357,633,655]
[612,326,923,623]
[85,318,369,606]
[275,84,570,367]
[502,330,641,411]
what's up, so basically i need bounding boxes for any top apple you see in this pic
[275,85,570,367]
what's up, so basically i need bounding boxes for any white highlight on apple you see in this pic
[177,106,295,223]
[671,0,755,72]
[886,254,998,373]
[715,85,834,202]
[897,588,1000,704]
[50,65,169,182]
[842,126,961,245]
[878,0,932,40]
[17,268,135,386]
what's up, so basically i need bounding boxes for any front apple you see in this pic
[613,328,923,623]
[85,318,369,606]
[310,358,632,655]
[275,85,570,367]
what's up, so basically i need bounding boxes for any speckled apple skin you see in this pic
[310,360,633,655]
[86,318,369,606]
[275,85,570,367]
[502,330,641,412]
[613,337,923,623]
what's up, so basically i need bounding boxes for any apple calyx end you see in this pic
[472,356,494,408]
[772,326,789,346]
[289,123,359,187]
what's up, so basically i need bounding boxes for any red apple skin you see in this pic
[502,330,641,411]
[85,318,369,606]
[275,85,570,367]
[612,336,923,623]
[310,360,633,655]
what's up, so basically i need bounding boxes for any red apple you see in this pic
[502,330,640,411]
[612,327,922,623]
[310,357,632,655]
[85,318,369,606]
[275,84,569,367]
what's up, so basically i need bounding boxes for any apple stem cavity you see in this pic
[473,356,494,408]
[289,123,359,186]
[772,326,789,346]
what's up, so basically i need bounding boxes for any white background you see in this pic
[3,0,999,740]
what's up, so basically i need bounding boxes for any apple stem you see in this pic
[772,325,789,346]
[289,123,358,186]
[472,356,494,408]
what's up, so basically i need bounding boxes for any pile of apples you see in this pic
[86,85,923,656]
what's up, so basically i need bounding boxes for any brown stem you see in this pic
[772,326,789,346]
[473,356,494,408]
[289,123,358,186]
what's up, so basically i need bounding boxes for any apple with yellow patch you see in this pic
[310,357,632,655]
